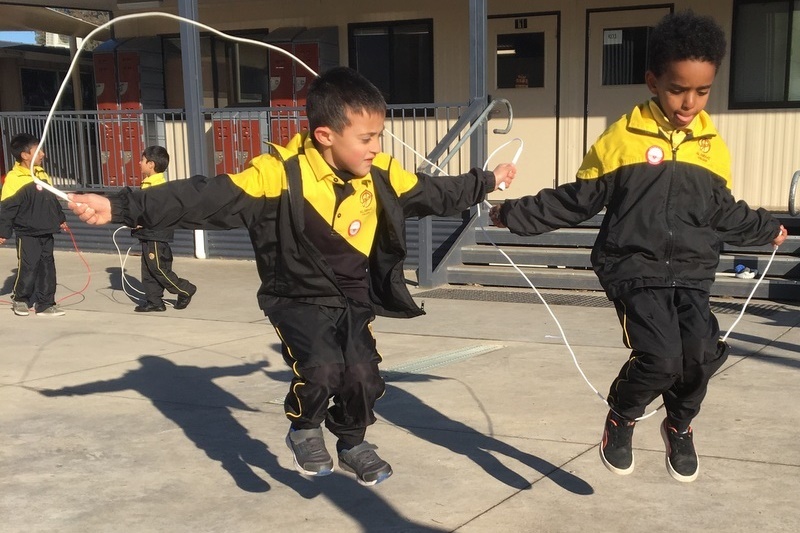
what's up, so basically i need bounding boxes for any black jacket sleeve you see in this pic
[398,167,495,218]
[710,183,781,246]
[498,177,610,236]
[111,174,265,231]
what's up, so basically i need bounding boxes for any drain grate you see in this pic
[414,288,784,317]
[383,344,504,381]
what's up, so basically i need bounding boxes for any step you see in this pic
[446,264,800,300]
[460,245,800,277]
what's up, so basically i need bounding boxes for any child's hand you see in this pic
[0,237,6,245]
[773,225,788,247]
[492,163,516,191]
[489,204,506,228]
[60,222,69,231]
[68,193,112,225]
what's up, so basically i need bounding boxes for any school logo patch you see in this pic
[698,138,711,153]
[348,220,361,236]
[360,189,373,208]
[646,146,665,165]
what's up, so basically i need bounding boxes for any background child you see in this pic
[0,133,67,317]
[131,146,196,312]
[68,67,515,486]
[490,11,787,483]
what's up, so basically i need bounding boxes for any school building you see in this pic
[1,0,798,297]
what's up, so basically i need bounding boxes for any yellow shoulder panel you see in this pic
[227,153,287,198]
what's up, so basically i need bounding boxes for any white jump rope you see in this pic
[30,13,782,421]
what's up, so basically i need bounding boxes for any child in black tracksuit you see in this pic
[131,146,195,313]
[490,11,787,483]
[0,133,67,317]
[68,67,515,486]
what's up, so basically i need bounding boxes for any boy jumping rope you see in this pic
[68,67,515,486]
[490,11,787,482]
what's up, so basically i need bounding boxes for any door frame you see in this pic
[488,10,562,186]
[582,3,674,155]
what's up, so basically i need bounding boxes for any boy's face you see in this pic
[21,143,45,167]
[140,155,155,177]
[314,108,384,177]
[645,59,717,129]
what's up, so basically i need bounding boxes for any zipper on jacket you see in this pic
[664,134,679,286]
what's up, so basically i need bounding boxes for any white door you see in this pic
[584,7,671,154]
[488,14,558,198]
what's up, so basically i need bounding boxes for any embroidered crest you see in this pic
[698,138,711,153]
[360,189,373,208]
[646,146,664,165]
[348,220,362,236]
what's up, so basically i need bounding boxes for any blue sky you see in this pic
[0,31,36,44]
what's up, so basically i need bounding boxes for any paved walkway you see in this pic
[2,248,799,532]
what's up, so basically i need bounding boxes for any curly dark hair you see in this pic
[648,10,727,76]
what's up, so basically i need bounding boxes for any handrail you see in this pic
[416,97,514,288]
[417,97,513,175]
[790,170,800,216]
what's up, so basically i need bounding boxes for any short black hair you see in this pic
[10,133,39,163]
[648,10,727,76]
[142,145,169,173]
[306,67,386,134]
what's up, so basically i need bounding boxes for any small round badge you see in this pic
[646,146,664,165]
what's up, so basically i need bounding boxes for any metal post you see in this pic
[178,0,209,258]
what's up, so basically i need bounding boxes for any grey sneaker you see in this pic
[37,305,65,317]
[338,442,393,486]
[12,300,29,316]
[286,428,334,476]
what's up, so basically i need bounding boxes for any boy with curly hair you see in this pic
[490,11,786,482]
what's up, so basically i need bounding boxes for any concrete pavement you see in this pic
[2,247,799,532]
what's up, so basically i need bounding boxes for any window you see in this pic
[601,26,652,85]
[496,32,545,89]
[731,0,800,107]
[21,68,94,111]
[163,30,269,108]
[348,19,433,104]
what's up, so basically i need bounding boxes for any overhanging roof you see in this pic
[0,3,110,39]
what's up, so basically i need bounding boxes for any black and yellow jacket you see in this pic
[0,163,65,238]
[111,133,495,317]
[497,99,780,299]
[130,172,173,242]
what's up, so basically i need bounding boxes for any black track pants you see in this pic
[140,240,195,305]
[13,234,56,311]
[608,287,729,429]
[269,299,383,448]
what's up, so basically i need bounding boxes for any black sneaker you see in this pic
[174,286,196,310]
[600,410,635,475]
[134,302,167,312]
[661,419,699,482]
[338,442,393,486]
[285,428,334,476]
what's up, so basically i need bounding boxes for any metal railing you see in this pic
[0,103,471,189]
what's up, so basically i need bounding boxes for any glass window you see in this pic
[21,68,95,111]
[731,0,800,107]
[602,26,652,85]
[496,32,545,89]
[163,31,268,109]
[349,20,434,104]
